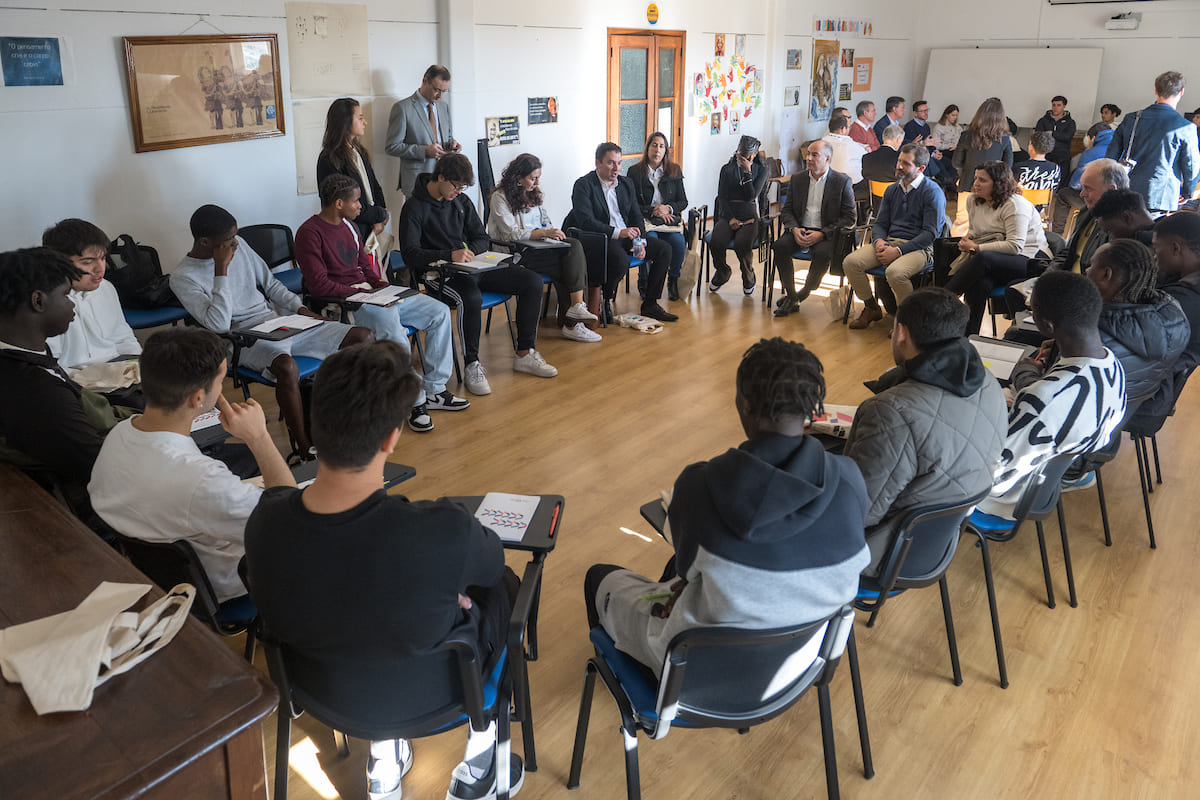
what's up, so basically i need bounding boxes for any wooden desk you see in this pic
[0,465,277,800]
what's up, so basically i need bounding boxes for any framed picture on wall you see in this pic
[122,34,284,153]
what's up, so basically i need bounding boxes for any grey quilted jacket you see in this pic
[844,338,1008,575]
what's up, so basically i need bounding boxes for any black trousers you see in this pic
[771,234,836,297]
[585,236,670,303]
[443,265,544,363]
[710,219,759,287]
[944,251,1035,335]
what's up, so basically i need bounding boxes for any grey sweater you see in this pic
[170,237,302,331]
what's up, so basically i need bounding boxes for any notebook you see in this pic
[970,335,1036,383]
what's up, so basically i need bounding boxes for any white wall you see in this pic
[912,0,1200,128]
[0,0,437,265]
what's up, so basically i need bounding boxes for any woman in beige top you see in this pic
[944,161,1051,334]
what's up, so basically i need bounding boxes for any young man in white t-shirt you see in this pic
[42,218,143,409]
[89,327,296,602]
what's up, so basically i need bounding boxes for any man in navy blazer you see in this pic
[1107,71,1198,213]
[564,142,677,322]
[385,65,462,197]
[772,140,857,317]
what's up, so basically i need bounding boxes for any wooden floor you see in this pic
[224,258,1200,800]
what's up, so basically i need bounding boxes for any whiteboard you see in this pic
[922,48,1103,129]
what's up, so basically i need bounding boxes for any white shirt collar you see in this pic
[902,173,926,192]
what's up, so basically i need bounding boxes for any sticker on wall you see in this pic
[646,3,659,25]
[734,34,745,58]
[786,49,802,70]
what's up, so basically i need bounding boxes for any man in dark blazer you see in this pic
[385,65,462,197]
[771,140,857,317]
[862,124,902,183]
[1106,71,1198,214]
[563,142,677,322]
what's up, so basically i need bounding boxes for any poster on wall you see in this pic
[784,86,801,107]
[527,97,558,125]
[786,49,802,70]
[853,57,873,91]
[485,115,519,147]
[285,2,370,98]
[122,34,284,153]
[841,49,854,68]
[838,84,851,102]
[710,114,721,135]
[0,36,63,86]
[809,39,838,122]
[695,56,763,132]
[734,34,745,58]
[714,34,725,57]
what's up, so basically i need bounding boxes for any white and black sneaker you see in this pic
[368,738,414,800]
[427,390,471,411]
[408,403,434,432]
[445,753,524,800]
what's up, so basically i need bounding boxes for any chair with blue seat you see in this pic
[251,557,543,800]
[237,223,302,293]
[566,604,873,800]
[221,332,322,457]
[114,243,192,330]
[964,450,1081,690]
[854,489,991,688]
[113,533,257,661]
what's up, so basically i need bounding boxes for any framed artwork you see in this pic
[784,86,801,107]
[714,34,725,57]
[839,83,851,101]
[841,48,855,68]
[786,49,802,70]
[122,34,284,153]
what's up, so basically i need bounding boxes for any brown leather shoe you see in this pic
[849,305,884,329]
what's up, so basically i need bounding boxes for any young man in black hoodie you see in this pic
[1035,95,1076,181]
[399,153,555,396]
[583,338,870,674]
[843,288,1007,574]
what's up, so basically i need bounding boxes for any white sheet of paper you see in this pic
[249,314,323,333]
[970,337,1032,381]
[474,492,541,542]
[190,407,221,432]
[347,284,411,305]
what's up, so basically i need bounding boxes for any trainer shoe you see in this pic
[565,302,598,322]
[708,267,731,292]
[773,296,800,317]
[562,322,602,342]
[464,361,491,396]
[513,349,558,378]
[408,403,434,432]
[743,282,756,296]
[368,738,414,800]
[427,390,471,411]
[640,302,679,322]
[1060,472,1096,493]
[445,753,525,800]
[848,305,884,329]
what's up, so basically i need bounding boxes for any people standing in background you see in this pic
[318,98,389,242]
[628,132,690,301]
[850,100,880,152]
[952,97,1014,233]
[385,65,462,198]
[1107,70,1199,214]
[1035,95,1076,182]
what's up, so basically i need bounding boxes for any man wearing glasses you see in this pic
[398,154,556,396]
[386,64,463,198]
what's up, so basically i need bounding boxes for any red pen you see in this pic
[548,504,561,537]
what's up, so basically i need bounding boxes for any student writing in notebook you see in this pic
[296,174,468,433]
[245,341,525,800]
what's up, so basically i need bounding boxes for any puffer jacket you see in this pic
[844,338,1008,575]
[1099,291,1191,404]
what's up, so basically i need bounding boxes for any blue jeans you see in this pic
[353,293,453,403]
[645,230,686,280]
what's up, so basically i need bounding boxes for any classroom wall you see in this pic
[0,0,922,265]
[912,0,1200,128]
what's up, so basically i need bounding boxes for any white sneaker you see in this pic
[368,738,414,800]
[464,361,491,395]
[513,349,558,378]
[562,322,602,343]
[565,301,598,322]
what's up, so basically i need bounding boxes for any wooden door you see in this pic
[607,29,686,173]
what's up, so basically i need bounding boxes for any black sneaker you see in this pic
[708,268,730,293]
[773,296,799,317]
[640,302,679,322]
[427,390,471,411]
[408,403,434,432]
[445,753,524,800]
[602,300,615,324]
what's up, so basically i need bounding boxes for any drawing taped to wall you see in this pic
[809,39,838,122]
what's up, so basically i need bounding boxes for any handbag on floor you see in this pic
[678,249,702,296]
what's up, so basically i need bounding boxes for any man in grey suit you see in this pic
[771,140,857,317]
[1106,71,1198,214]
[385,65,463,197]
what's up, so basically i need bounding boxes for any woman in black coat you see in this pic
[710,135,767,295]
[628,132,689,300]
[316,97,388,242]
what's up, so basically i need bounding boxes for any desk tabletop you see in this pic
[441,494,564,554]
[0,465,278,799]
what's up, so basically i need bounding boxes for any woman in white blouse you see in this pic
[488,153,600,342]
[943,161,1052,334]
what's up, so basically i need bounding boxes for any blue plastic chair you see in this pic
[273,268,303,294]
[122,305,190,330]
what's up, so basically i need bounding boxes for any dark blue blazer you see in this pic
[1107,102,1199,211]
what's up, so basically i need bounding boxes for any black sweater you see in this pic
[398,173,490,268]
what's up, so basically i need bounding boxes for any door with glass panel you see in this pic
[608,30,685,174]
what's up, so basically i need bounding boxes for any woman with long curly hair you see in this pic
[943,161,1051,334]
[317,98,388,242]
[487,153,600,342]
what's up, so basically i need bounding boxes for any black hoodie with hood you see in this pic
[397,172,490,269]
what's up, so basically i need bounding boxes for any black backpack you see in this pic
[107,235,179,310]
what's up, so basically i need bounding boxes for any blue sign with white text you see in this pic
[1,37,64,86]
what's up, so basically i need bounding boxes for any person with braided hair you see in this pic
[1086,238,1190,403]
[582,337,870,674]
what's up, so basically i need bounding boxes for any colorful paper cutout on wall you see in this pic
[696,56,763,129]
